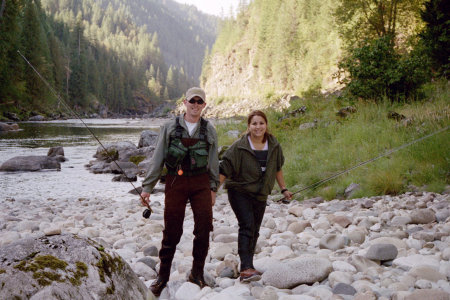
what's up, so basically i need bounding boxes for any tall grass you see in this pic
[216,81,449,200]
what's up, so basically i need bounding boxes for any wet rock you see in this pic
[0,156,60,171]
[138,130,158,148]
[29,115,45,121]
[0,122,19,131]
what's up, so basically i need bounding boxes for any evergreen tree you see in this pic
[21,0,53,109]
[420,0,450,77]
[0,0,23,104]
[68,19,88,108]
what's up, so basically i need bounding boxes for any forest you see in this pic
[203,0,448,102]
[0,0,217,118]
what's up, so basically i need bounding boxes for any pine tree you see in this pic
[420,0,450,77]
[21,0,53,109]
[0,0,23,105]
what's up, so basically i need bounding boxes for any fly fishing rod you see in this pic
[17,50,152,216]
[278,125,449,203]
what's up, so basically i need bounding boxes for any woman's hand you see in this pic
[282,190,293,201]
[211,190,216,206]
[140,192,150,208]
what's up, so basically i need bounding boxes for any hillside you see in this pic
[0,0,219,118]
[200,0,442,114]
[201,0,342,102]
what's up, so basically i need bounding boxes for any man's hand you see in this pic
[211,191,216,206]
[140,192,150,208]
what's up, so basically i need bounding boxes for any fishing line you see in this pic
[278,125,449,203]
[17,50,151,212]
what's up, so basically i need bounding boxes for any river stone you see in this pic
[349,255,381,273]
[174,282,201,300]
[369,237,407,250]
[393,254,440,271]
[328,271,353,287]
[332,261,357,273]
[0,233,148,300]
[365,243,398,261]
[0,231,21,246]
[287,221,310,234]
[344,183,361,199]
[332,283,357,295]
[133,262,157,281]
[328,215,352,228]
[288,205,303,217]
[408,266,447,282]
[138,130,158,148]
[0,122,19,131]
[137,257,157,270]
[262,257,332,289]
[319,234,347,250]
[48,146,64,157]
[404,289,450,300]
[0,156,60,171]
[346,229,366,244]
[143,245,159,257]
[94,141,137,161]
[410,209,436,224]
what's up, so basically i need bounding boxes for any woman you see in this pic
[219,110,293,282]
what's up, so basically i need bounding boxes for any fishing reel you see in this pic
[142,208,152,219]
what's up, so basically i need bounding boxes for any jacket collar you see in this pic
[237,133,279,157]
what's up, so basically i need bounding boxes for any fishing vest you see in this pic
[165,116,209,176]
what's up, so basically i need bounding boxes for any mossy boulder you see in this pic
[0,234,149,299]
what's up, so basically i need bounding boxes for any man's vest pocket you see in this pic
[189,147,208,170]
[166,139,188,169]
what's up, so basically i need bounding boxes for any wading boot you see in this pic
[188,272,208,289]
[149,276,168,297]
[240,268,261,282]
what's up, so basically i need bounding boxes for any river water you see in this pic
[0,118,167,203]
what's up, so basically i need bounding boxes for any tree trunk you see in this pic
[0,0,6,19]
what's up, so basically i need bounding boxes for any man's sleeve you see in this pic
[141,125,168,193]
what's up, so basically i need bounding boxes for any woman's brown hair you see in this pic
[247,110,271,143]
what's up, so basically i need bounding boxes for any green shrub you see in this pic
[339,35,431,102]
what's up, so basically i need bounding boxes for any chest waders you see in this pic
[165,117,209,176]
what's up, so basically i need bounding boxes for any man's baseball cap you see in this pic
[186,87,206,102]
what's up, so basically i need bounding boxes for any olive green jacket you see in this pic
[142,115,219,193]
[219,134,285,201]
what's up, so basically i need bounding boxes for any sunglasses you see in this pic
[188,99,205,105]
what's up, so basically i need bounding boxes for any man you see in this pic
[140,87,219,296]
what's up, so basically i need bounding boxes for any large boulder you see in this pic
[0,156,60,171]
[0,233,149,300]
[138,130,159,148]
[0,122,19,132]
[94,142,137,162]
[29,115,46,121]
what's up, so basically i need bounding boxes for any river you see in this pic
[0,118,167,203]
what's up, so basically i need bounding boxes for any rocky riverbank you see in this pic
[1,190,449,300]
